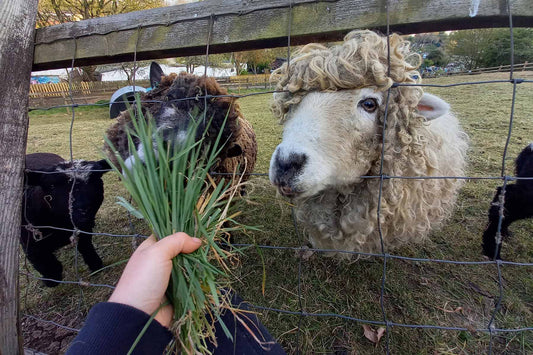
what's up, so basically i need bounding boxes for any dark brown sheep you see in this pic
[104,62,257,190]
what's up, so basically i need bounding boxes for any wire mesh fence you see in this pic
[19,1,533,354]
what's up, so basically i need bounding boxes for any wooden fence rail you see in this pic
[224,74,271,85]
[32,0,533,71]
[29,80,149,98]
[422,62,533,78]
[28,75,272,102]
[448,61,533,76]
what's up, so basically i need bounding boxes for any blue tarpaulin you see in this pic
[31,76,61,84]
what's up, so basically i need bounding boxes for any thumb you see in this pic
[153,232,202,260]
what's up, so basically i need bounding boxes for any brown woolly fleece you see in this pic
[104,72,257,190]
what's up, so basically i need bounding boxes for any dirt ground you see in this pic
[22,311,82,354]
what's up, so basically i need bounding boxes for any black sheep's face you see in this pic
[124,78,240,171]
[124,101,214,171]
[26,160,110,229]
[156,77,232,144]
[155,102,207,145]
[129,62,245,173]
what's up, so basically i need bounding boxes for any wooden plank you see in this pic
[33,0,533,71]
[0,1,38,354]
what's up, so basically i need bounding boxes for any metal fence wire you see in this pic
[20,1,533,354]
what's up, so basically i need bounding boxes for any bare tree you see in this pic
[37,0,165,81]
[37,0,166,27]
[232,48,288,74]
[120,61,151,84]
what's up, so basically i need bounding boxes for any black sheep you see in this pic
[482,143,533,259]
[21,153,111,286]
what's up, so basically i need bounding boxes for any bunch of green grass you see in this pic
[104,99,248,354]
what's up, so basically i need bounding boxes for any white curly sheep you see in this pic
[269,30,468,257]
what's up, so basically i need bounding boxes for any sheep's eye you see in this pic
[359,98,378,113]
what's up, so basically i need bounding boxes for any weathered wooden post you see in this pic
[0,1,39,353]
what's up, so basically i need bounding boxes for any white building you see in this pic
[31,64,236,83]
[100,64,235,81]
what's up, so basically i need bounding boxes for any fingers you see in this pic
[135,233,202,260]
[151,232,202,260]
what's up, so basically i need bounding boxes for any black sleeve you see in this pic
[208,292,287,355]
[66,302,173,355]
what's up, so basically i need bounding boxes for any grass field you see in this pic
[22,72,533,354]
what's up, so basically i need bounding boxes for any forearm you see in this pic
[66,302,173,355]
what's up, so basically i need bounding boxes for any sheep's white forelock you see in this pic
[124,143,146,172]
[161,106,177,120]
[123,127,188,172]
[55,160,96,182]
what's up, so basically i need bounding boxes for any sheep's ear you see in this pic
[226,144,243,158]
[417,93,450,120]
[92,159,112,175]
[150,62,165,88]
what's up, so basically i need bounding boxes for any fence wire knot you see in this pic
[70,229,81,245]
[25,223,44,242]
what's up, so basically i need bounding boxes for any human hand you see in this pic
[108,233,202,328]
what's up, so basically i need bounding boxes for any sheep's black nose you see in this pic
[271,151,307,197]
